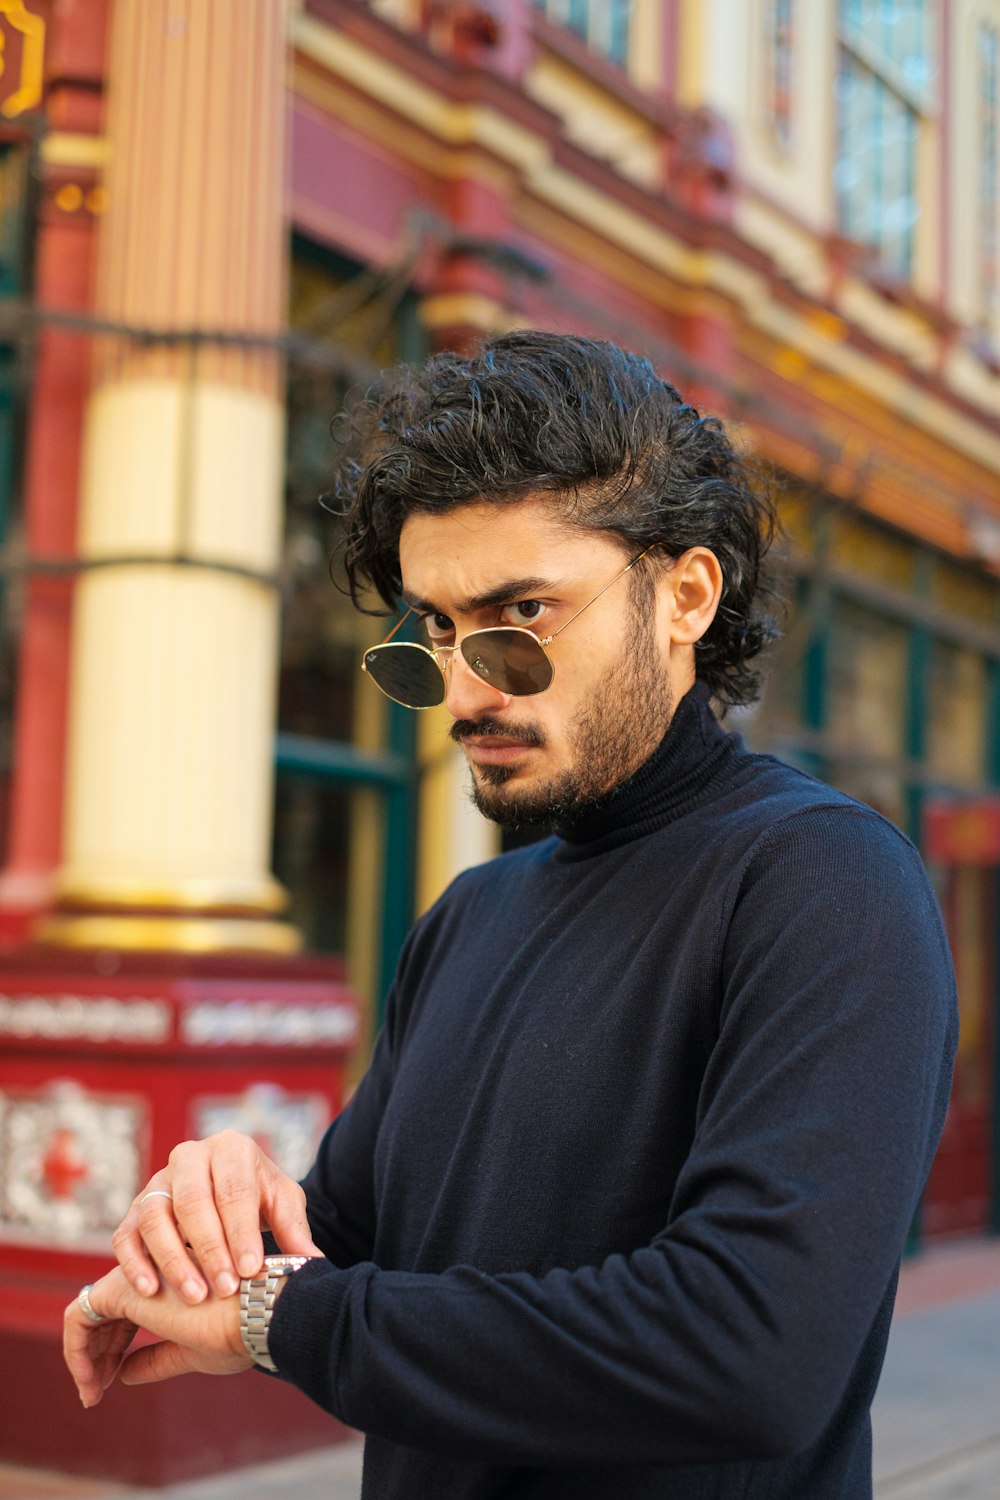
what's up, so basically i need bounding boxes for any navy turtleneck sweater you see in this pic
[271,683,957,1499]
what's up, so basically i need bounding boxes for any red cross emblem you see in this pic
[41,1127,89,1200]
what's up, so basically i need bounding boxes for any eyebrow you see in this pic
[401,575,555,615]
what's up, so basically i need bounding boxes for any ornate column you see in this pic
[39,0,294,951]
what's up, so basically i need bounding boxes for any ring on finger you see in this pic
[140,1190,173,1207]
[78,1284,106,1324]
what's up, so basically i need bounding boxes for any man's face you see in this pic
[397,497,684,827]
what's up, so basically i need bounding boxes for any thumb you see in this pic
[263,1179,322,1259]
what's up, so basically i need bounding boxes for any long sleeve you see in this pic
[270,806,957,1468]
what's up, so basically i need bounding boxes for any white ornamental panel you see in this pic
[192,1083,328,1181]
[0,1079,147,1248]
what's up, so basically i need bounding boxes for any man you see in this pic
[65,332,956,1499]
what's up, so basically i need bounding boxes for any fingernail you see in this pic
[238,1253,259,1277]
[217,1272,238,1296]
[137,1275,156,1296]
[181,1278,206,1302]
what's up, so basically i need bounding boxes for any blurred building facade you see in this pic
[0,0,997,1313]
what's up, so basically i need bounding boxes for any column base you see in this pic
[35,910,302,954]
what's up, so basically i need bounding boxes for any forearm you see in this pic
[269,1216,885,1467]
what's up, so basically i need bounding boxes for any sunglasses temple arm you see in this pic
[381,607,416,646]
[545,549,650,644]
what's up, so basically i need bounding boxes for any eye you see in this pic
[501,600,547,628]
[424,612,454,643]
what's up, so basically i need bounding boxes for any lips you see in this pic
[462,735,533,751]
[450,716,545,756]
[460,735,538,764]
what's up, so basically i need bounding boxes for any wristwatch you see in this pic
[239,1254,308,1371]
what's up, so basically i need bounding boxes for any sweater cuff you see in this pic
[267,1255,371,1419]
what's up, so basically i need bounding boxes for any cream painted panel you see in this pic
[737,0,837,232]
[698,0,752,120]
[676,0,706,108]
[948,0,996,330]
[79,381,284,571]
[913,91,942,301]
[186,385,286,569]
[78,384,184,556]
[630,0,664,93]
[61,568,280,892]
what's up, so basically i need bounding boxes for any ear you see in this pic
[662,548,723,645]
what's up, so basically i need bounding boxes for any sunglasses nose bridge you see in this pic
[429,643,461,683]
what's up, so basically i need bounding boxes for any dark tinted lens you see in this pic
[363,643,445,708]
[462,629,553,695]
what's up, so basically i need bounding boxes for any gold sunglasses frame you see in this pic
[362,549,649,709]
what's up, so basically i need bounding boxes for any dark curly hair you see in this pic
[330,330,779,706]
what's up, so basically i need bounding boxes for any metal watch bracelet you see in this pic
[239,1254,308,1372]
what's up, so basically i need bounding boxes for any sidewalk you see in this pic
[3,1237,999,1500]
[872,1237,1000,1499]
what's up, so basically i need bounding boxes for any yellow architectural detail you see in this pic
[52,873,289,914]
[0,0,45,118]
[294,13,549,172]
[40,132,110,169]
[54,183,83,213]
[418,292,519,336]
[675,0,705,109]
[36,913,302,955]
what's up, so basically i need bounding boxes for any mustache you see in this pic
[450,716,546,748]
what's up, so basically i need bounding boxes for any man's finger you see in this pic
[135,1185,210,1302]
[63,1298,137,1408]
[119,1338,202,1386]
[264,1174,323,1260]
[206,1133,271,1282]
[112,1173,174,1296]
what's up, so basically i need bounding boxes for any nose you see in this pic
[443,643,513,720]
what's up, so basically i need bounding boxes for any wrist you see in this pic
[239,1255,307,1372]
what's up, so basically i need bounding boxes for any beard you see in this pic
[451,602,674,829]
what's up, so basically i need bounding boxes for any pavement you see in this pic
[2,1236,999,1500]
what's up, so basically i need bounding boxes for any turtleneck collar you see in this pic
[552,680,742,857]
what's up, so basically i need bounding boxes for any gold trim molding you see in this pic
[52,875,290,915]
[35,913,303,955]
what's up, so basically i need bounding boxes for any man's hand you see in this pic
[112,1130,321,1303]
[64,1264,251,1409]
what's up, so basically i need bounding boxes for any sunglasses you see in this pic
[362,550,649,709]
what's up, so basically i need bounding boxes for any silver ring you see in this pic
[78,1284,106,1324]
[140,1190,173,1206]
